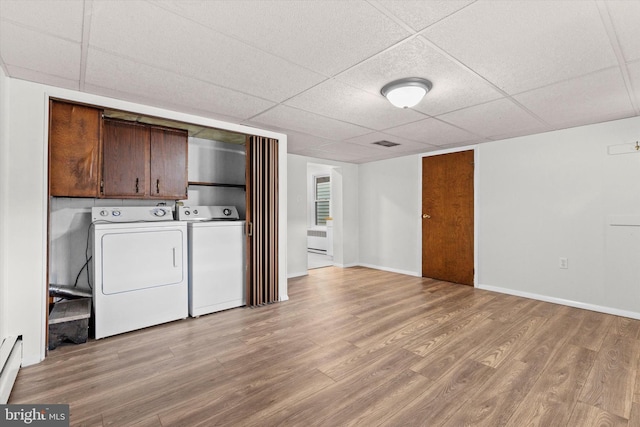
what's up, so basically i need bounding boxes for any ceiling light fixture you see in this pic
[381,77,432,109]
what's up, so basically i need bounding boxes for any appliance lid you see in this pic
[176,205,240,221]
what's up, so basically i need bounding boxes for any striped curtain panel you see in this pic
[246,136,279,307]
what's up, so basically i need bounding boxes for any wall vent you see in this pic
[372,140,400,148]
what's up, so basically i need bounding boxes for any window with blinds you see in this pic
[315,175,330,226]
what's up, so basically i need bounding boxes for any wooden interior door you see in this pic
[422,150,474,285]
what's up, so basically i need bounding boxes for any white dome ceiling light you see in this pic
[381,78,433,109]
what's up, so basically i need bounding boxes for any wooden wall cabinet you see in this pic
[102,120,150,197]
[150,127,188,199]
[49,101,187,200]
[49,100,102,197]
[102,119,187,199]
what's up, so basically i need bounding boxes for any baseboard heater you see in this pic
[307,229,328,252]
[0,336,22,404]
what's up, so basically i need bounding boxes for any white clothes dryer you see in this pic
[176,205,246,317]
[92,206,188,339]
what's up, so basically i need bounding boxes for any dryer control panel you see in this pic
[91,206,174,222]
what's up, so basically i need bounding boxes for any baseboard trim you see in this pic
[357,263,421,277]
[334,263,359,268]
[0,336,22,404]
[291,263,422,277]
[477,284,640,320]
[287,271,309,279]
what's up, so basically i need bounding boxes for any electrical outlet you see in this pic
[559,257,568,269]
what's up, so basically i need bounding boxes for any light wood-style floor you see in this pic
[10,267,640,426]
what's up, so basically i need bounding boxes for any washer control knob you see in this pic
[193,209,198,215]
[223,208,231,216]
[185,210,190,215]
[100,210,109,217]
[152,208,167,217]
[112,210,121,217]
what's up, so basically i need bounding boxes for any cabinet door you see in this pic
[150,127,188,199]
[49,100,101,197]
[102,120,150,197]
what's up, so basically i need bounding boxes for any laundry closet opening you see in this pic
[46,99,279,352]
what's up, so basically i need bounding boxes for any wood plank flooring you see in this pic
[10,266,640,426]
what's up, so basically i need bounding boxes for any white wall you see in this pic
[287,155,308,277]
[3,78,287,365]
[0,65,8,341]
[187,138,246,218]
[477,117,640,318]
[287,154,359,277]
[334,164,359,268]
[4,79,48,364]
[357,115,640,318]
[358,155,422,276]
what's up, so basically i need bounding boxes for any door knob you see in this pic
[423,214,431,219]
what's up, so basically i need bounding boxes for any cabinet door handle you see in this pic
[135,178,139,193]
[156,179,160,194]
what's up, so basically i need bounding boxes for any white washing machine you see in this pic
[176,205,246,317]
[92,206,188,339]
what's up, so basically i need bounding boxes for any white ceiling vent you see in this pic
[372,140,400,148]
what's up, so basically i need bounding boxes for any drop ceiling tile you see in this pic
[354,144,441,164]
[437,98,546,139]
[295,148,364,163]
[376,0,475,32]
[337,36,503,116]
[383,117,481,146]
[625,60,640,109]
[422,1,618,94]
[346,131,438,153]
[86,83,249,126]
[248,105,372,141]
[514,67,635,129]
[89,1,325,102]
[285,131,337,153]
[152,0,410,76]
[358,146,438,163]
[0,0,83,41]
[85,49,276,121]
[606,1,640,63]
[436,141,480,150]
[285,79,425,130]
[308,141,392,158]
[487,127,552,142]
[0,21,80,80]
[5,65,79,91]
